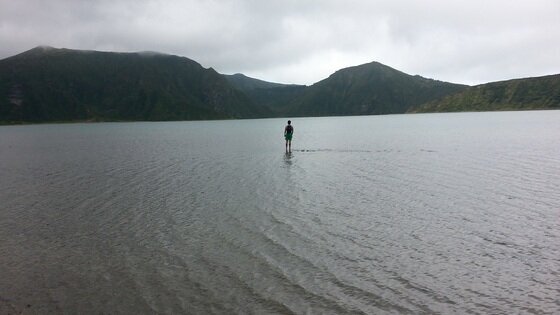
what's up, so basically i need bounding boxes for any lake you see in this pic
[0,111,559,314]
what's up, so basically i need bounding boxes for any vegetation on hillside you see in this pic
[0,47,268,123]
[283,62,468,116]
[1,47,558,124]
[408,74,560,113]
[225,73,307,114]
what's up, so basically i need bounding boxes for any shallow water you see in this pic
[1,111,559,314]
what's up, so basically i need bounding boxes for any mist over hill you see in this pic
[0,47,558,124]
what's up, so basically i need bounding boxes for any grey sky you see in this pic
[1,0,559,85]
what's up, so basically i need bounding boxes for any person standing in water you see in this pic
[284,120,294,152]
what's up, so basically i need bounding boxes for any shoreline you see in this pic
[1,107,559,126]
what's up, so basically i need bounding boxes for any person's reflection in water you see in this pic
[283,151,293,167]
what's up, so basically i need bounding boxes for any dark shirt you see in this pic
[285,125,293,135]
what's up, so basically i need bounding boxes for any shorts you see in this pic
[285,134,293,141]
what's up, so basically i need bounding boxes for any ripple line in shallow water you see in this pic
[293,148,372,153]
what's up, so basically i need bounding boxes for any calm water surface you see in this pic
[1,111,559,314]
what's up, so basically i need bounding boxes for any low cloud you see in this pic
[1,0,559,85]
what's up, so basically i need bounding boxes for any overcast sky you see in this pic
[1,0,559,85]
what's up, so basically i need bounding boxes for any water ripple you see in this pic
[1,112,559,314]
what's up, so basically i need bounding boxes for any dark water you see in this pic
[1,111,559,314]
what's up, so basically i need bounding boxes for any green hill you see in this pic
[408,74,560,113]
[0,46,268,123]
[224,73,289,90]
[284,62,468,116]
[224,73,307,114]
[1,46,557,124]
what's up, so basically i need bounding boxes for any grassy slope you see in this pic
[409,74,560,113]
[0,47,267,123]
[285,62,468,116]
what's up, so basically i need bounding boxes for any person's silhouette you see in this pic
[284,120,294,152]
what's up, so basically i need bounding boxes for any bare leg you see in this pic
[285,140,288,152]
[288,140,291,152]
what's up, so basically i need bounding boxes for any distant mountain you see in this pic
[224,73,307,114]
[0,46,268,123]
[224,73,289,90]
[1,46,558,124]
[283,62,468,116]
[408,74,560,113]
